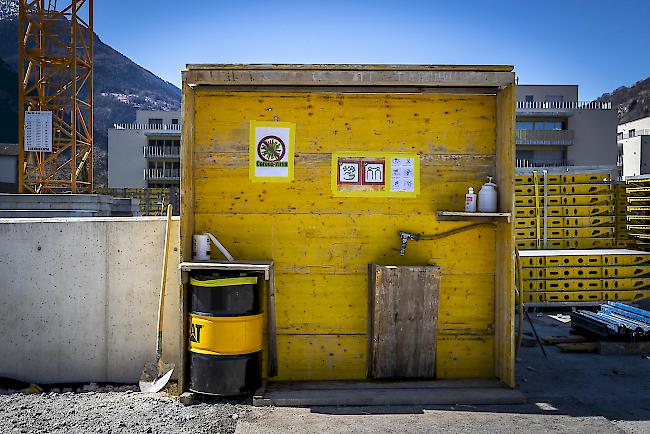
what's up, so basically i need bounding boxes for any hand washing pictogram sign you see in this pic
[332,152,419,198]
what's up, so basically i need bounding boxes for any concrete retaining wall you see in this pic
[0,194,141,217]
[0,217,181,384]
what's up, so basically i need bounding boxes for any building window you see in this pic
[617,132,624,140]
[534,121,563,130]
[516,121,564,131]
[516,121,534,130]
[171,119,179,125]
[525,95,534,103]
[629,129,636,138]
[545,95,564,103]
[148,118,163,125]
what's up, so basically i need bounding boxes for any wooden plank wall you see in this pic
[191,90,500,381]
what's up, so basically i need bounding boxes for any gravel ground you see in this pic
[0,384,249,434]
[3,314,650,433]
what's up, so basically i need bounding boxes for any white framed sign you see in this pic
[24,111,53,152]
[390,157,415,192]
[249,121,295,182]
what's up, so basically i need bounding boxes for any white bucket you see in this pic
[193,234,211,261]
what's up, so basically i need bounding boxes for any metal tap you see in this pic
[398,231,421,256]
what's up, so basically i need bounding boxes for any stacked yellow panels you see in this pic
[614,182,634,248]
[515,173,615,250]
[96,187,177,216]
[626,176,650,250]
[520,249,650,304]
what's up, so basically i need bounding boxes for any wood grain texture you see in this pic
[437,336,495,379]
[193,93,497,155]
[193,214,496,276]
[369,265,441,379]
[275,334,366,381]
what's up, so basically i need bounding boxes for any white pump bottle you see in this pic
[478,176,497,212]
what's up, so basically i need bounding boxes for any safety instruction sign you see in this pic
[332,152,420,197]
[24,111,52,152]
[249,121,295,182]
[390,157,415,192]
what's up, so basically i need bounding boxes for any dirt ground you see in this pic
[1,312,649,433]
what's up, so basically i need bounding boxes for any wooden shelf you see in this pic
[436,211,511,223]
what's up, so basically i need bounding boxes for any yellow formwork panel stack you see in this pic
[626,176,650,251]
[514,172,615,250]
[96,187,176,216]
[520,249,650,304]
[614,182,634,248]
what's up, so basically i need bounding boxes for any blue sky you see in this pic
[95,0,649,100]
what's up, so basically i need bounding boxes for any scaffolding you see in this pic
[18,0,93,193]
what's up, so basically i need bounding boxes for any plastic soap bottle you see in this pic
[465,187,477,212]
[478,176,498,212]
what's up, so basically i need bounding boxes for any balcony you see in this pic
[144,145,180,158]
[144,168,180,181]
[516,101,612,110]
[516,129,574,146]
[619,129,650,142]
[516,159,574,168]
[113,123,181,131]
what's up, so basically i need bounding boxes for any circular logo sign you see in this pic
[257,136,286,162]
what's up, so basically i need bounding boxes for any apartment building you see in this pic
[516,85,616,168]
[0,143,18,193]
[617,116,650,178]
[108,110,181,188]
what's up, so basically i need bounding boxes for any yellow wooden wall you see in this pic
[192,90,499,380]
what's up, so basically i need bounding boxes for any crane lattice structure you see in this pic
[18,0,93,193]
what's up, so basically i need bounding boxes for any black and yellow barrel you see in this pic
[188,274,263,395]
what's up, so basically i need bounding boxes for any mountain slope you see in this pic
[597,76,650,124]
[0,17,181,151]
[0,57,17,143]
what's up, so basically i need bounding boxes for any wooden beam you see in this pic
[186,64,514,72]
[494,83,516,387]
[190,85,501,95]
[436,211,511,223]
[183,67,515,89]
[178,75,195,393]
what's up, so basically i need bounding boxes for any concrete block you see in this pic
[0,217,181,384]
